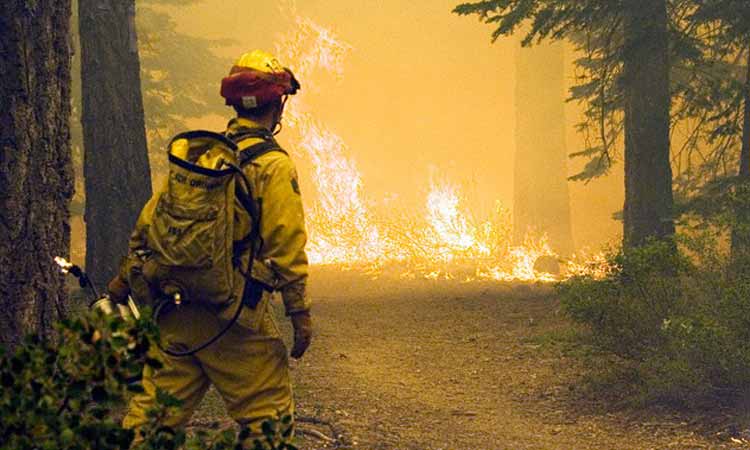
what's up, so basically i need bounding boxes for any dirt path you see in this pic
[194,267,744,449]
[285,267,749,450]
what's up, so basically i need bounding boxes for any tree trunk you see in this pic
[622,0,675,249]
[731,46,750,265]
[79,0,152,287]
[513,41,574,256]
[0,0,74,345]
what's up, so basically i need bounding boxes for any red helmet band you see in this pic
[220,68,295,108]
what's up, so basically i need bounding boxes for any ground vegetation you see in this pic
[560,235,750,407]
[0,309,296,450]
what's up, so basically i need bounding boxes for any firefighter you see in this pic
[108,50,312,441]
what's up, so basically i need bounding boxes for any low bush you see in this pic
[559,234,750,406]
[0,309,295,450]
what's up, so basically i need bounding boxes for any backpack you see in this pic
[137,128,284,355]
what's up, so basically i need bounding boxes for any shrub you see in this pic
[0,310,296,450]
[558,235,750,406]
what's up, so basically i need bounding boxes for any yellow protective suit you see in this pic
[122,117,310,438]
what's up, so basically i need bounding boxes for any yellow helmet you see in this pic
[236,50,285,75]
[220,50,300,109]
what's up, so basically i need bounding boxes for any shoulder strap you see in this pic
[225,126,273,141]
[224,126,289,165]
[238,140,288,167]
[226,132,292,307]
[233,164,261,269]
[230,140,281,271]
[233,138,286,248]
[228,131,290,266]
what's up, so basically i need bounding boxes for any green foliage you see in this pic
[452,0,750,204]
[453,0,632,181]
[691,0,750,42]
[671,1,750,224]
[0,310,296,450]
[559,235,750,406]
[0,310,159,449]
[561,240,684,361]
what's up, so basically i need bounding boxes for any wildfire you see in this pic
[425,181,489,260]
[276,11,608,282]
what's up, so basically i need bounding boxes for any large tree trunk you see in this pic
[0,0,74,345]
[731,46,750,266]
[514,41,574,256]
[79,0,151,287]
[622,0,675,249]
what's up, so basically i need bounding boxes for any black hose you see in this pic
[155,296,245,358]
[63,263,100,305]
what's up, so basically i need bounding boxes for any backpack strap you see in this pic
[238,140,288,167]
[230,133,289,218]
[225,126,273,142]
[231,136,288,233]
[224,125,288,164]
[229,136,290,309]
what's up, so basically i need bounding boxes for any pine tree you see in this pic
[454,0,675,248]
[68,0,230,265]
[0,0,75,344]
[621,0,674,247]
[79,0,152,287]
[689,1,750,262]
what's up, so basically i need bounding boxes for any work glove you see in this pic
[290,311,312,359]
[107,275,130,304]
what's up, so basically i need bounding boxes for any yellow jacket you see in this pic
[125,117,310,316]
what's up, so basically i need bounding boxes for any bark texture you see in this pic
[514,41,574,256]
[79,0,152,287]
[622,0,675,248]
[0,0,74,345]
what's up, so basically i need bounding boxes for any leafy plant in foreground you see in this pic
[0,310,296,449]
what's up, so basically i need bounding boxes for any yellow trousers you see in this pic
[123,297,294,437]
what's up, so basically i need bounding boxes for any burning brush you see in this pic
[275,13,612,282]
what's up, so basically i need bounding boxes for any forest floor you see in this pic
[191,266,750,449]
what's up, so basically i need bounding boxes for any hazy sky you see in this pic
[164,0,623,250]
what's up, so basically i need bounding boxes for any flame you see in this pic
[276,11,606,282]
[290,114,384,264]
[55,256,73,274]
[425,181,489,260]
